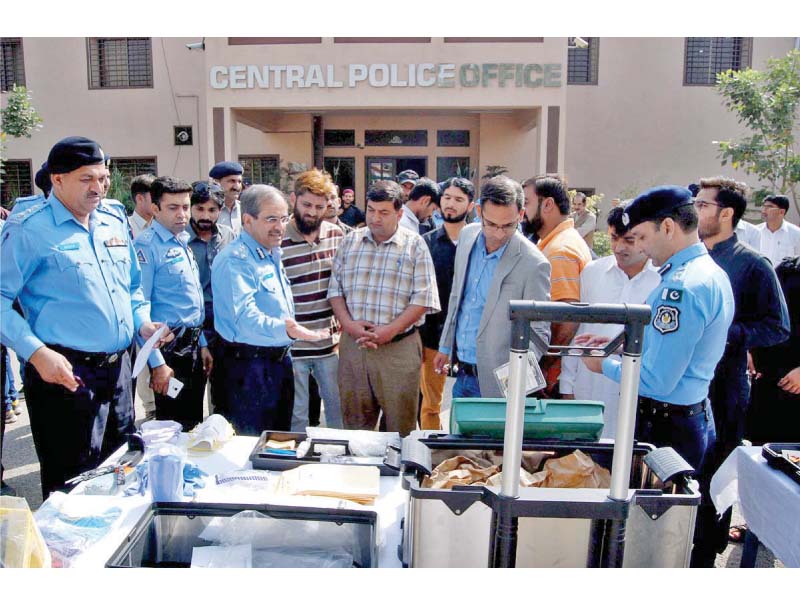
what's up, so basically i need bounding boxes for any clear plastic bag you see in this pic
[0,496,51,568]
[305,427,400,458]
[198,509,357,565]
[33,492,122,567]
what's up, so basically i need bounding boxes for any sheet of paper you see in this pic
[131,324,169,378]
[493,351,547,397]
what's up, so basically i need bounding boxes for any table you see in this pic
[711,445,800,568]
[62,435,407,568]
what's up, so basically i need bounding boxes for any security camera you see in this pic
[186,41,205,51]
[571,37,589,49]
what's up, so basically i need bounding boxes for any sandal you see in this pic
[729,524,748,543]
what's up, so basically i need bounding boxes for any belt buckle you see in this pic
[107,353,118,364]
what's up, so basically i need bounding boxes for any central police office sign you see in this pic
[210,63,563,90]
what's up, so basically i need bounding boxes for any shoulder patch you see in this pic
[136,248,148,264]
[653,305,680,334]
[8,200,49,225]
[660,288,683,303]
[231,242,249,260]
[136,228,156,244]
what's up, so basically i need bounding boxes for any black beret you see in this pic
[47,136,105,174]
[209,161,244,179]
[397,170,419,184]
[622,185,694,229]
[34,162,51,194]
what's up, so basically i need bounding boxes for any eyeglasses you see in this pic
[761,205,782,211]
[264,216,290,225]
[694,200,721,210]
[481,217,519,233]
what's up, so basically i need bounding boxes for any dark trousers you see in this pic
[214,346,294,436]
[153,346,206,432]
[691,366,749,567]
[24,350,134,499]
[635,397,716,474]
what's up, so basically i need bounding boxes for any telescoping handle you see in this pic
[493,301,651,568]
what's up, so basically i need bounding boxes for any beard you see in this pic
[698,219,721,240]
[442,209,468,223]
[293,207,321,234]
[524,205,544,236]
[191,218,214,231]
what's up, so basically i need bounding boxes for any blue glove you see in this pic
[182,462,208,496]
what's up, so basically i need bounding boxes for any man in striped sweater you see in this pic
[282,169,345,430]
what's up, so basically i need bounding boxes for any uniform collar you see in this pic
[241,230,281,262]
[50,194,104,228]
[659,242,707,276]
[221,200,240,215]
[152,219,189,245]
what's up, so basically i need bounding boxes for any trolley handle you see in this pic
[509,301,651,356]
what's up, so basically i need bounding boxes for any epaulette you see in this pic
[7,199,50,225]
[9,194,46,216]
[231,241,249,260]
[134,227,156,245]
[97,199,127,223]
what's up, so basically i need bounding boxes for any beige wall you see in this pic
[565,37,798,223]
[1,37,208,187]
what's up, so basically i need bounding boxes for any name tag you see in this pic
[263,272,275,280]
[104,237,127,247]
[166,255,185,266]
[57,242,80,251]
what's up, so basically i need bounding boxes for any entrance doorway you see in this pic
[365,157,427,189]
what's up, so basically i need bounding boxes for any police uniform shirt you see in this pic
[0,195,150,360]
[9,193,46,216]
[134,220,207,368]
[601,242,734,406]
[211,230,295,347]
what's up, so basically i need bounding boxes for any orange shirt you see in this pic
[537,219,592,301]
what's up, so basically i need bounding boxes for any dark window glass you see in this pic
[239,155,280,186]
[0,38,26,91]
[567,37,599,85]
[323,157,355,193]
[437,130,470,147]
[324,129,356,147]
[88,38,153,89]
[109,157,157,182]
[0,160,33,208]
[684,37,752,86]
[436,157,471,181]
[364,130,428,147]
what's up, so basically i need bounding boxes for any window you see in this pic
[567,37,599,85]
[365,130,428,147]
[87,38,153,89]
[228,38,321,45]
[324,129,356,147]
[0,38,25,91]
[436,157,471,181]
[239,155,280,186]
[0,160,33,207]
[684,38,753,86]
[437,130,470,147]
[443,38,543,43]
[323,157,355,193]
[334,38,430,44]
[109,157,157,182]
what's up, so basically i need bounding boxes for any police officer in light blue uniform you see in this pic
[211,184,326,435]
[134,176,211,430]
[580,186,734,473]
[0,136,168,498]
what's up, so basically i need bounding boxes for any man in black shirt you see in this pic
[691,176,790,567]
[419,178,475,429]
[339,188,365,228]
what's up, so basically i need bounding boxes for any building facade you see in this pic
[1,36,797,222]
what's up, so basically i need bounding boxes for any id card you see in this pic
[493,351,546,398]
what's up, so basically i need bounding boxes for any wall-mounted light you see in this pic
[186,39,205,51]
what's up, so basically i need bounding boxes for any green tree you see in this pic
[715,49,800,215]
[1,84,44,199]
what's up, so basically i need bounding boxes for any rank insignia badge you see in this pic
[136,249,148,264]
[653,305,680,334]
